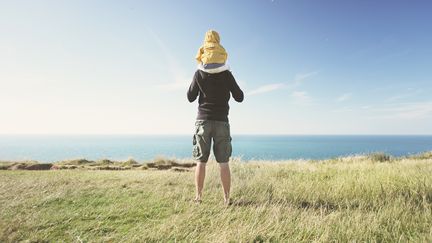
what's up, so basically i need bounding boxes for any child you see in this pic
[195,29,230,73]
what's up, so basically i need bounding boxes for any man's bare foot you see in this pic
[193,197,202,204]
[224,198,231,206]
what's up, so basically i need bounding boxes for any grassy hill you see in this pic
[1,153,431,242]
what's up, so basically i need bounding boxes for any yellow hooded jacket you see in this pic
[195,30,228,64]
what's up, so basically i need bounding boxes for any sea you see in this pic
[0,135,431,162]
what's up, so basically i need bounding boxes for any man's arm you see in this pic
[187,71,199,102]
[228,71,244,102]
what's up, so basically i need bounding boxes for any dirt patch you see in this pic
[25,163,53,170]
[88,166,131,170]
[2,158,196,171]
[171,167,192,172]
[171,162,196,168]
[9,163,53,170]
[147,162,196,170]
[51,165,78,170]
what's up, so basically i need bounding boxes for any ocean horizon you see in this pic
[1,134,431,162]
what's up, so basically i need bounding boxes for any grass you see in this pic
[1,153,431,242]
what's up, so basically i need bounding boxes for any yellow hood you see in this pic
[195,30,228,64]
[204,30,220,43]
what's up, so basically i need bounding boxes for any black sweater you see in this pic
[187,70,244,122]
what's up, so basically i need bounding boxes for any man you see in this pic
[187,62,244,205]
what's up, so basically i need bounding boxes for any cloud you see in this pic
[369,102,432,120]
[247,71,318,96]
[248,83,285,96]
[156,79,190,91]
[336,93,352,102]
[293,71,318,86]
[146,27,189,91]
[385,88,422,102]
[291,91,313,105]
[332,107,354,113]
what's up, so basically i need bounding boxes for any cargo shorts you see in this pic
[192,119,232,163]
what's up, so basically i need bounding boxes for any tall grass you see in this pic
[1,156,431,242]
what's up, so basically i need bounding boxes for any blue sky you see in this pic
[1,0,431,134]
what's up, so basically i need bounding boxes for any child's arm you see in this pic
[195,47,204,64]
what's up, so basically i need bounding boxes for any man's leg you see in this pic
[219,162,231,204]
[213,121,232,204]
[192,120,211,202]
[195,162,207,201]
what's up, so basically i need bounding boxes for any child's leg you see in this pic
[203,63,225,69]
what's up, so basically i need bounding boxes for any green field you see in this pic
[1,154,432,242]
